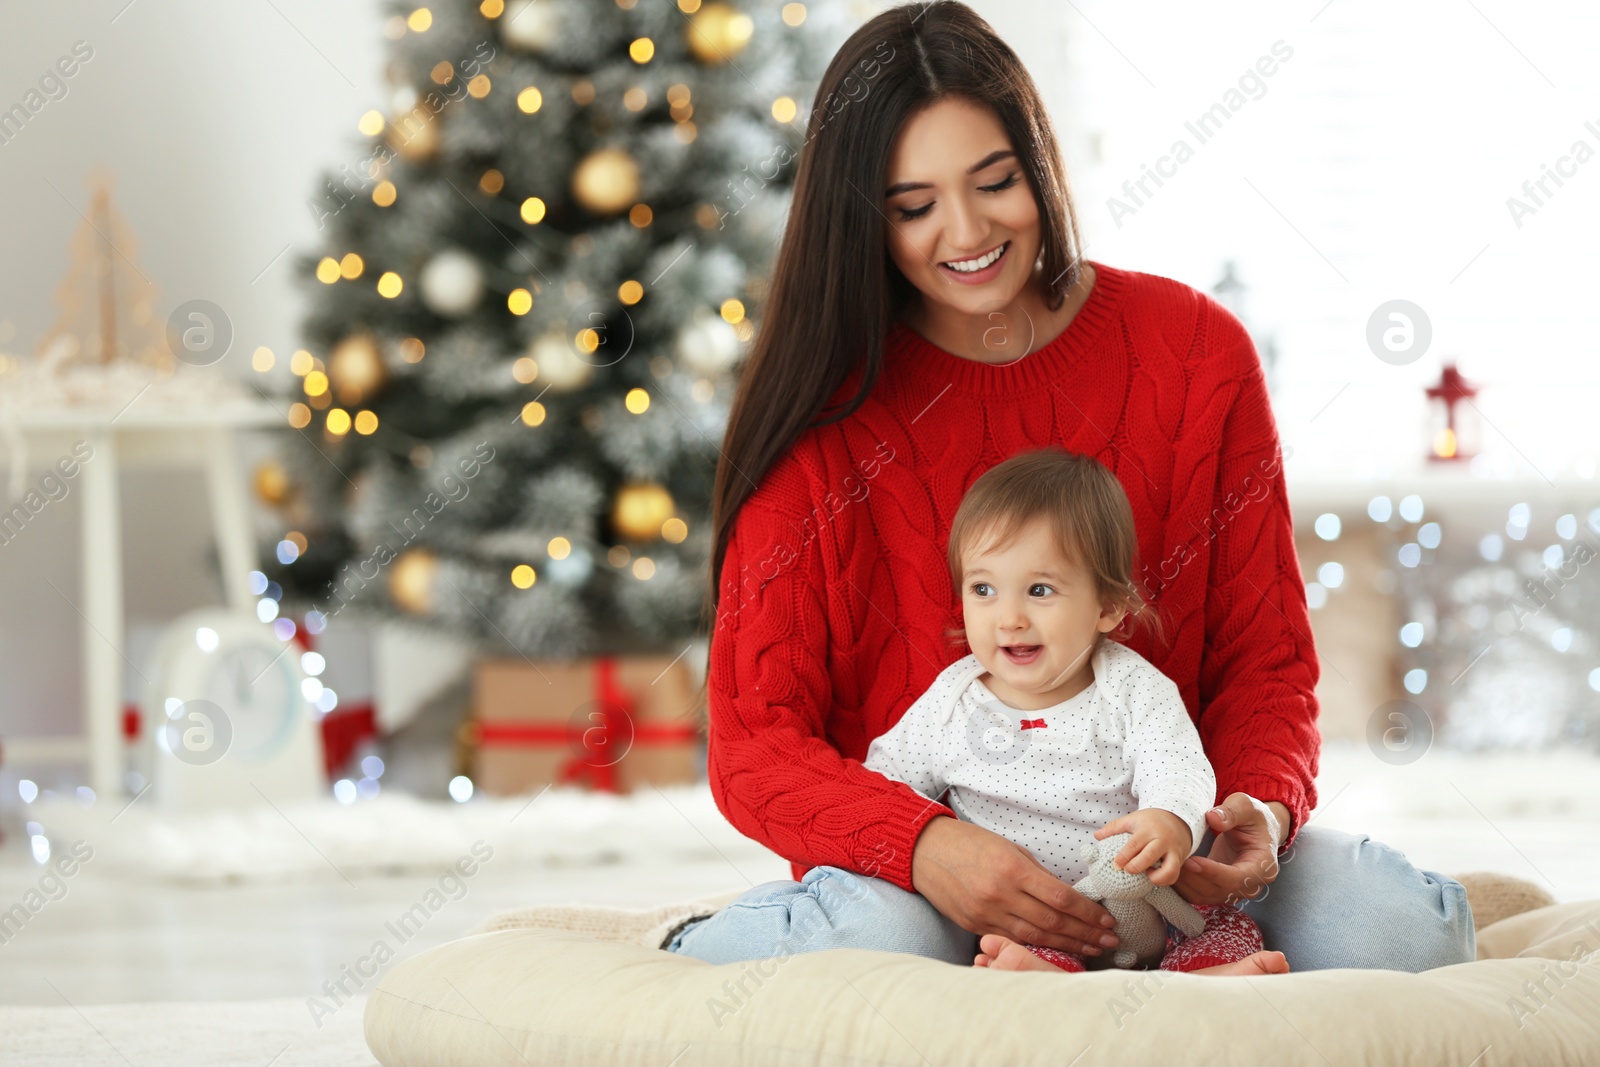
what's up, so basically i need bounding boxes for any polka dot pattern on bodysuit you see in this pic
[863,640,1216,885]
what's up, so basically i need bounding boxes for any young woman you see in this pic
[663,0,1474,972]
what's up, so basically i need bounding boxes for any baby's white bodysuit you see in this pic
[862,639,1215,885]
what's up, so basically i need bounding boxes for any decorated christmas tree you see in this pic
[260,0,849,658]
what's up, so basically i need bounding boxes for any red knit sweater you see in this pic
[707,261,1321,892]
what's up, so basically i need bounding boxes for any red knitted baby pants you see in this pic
[1024,903,1264,972]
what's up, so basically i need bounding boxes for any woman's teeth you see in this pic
[943,242,1007,272]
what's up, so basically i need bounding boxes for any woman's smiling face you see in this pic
[883,96,1041,328]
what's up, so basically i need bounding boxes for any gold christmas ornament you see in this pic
[612,482,675,542]
[687,3,754,64]
[328,332,386,404]
[253,460,291,505]
[571,147,639,215]
[390,547,439,614]
[387,106,441,162]
[528,330,595,392]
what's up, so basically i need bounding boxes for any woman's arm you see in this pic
[1191,303,1321,850]
[706,454,953,892]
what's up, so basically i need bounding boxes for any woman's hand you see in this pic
[911,815,1120,956]
[1173,792,1287,906]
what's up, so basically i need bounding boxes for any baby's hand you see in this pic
[1093,809,1193,886]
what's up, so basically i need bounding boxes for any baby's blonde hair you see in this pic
[943,447,1166,653]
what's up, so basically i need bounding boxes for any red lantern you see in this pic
[1425,361,1481,463]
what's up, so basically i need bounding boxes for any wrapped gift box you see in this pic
[464,653,703,796]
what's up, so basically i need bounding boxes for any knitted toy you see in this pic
[1074,832,1207,968]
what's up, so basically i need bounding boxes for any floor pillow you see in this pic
[365,893,1600,1066]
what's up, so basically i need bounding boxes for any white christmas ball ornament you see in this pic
[529,331,595,392]
[420,249,485,317]
[501,0,561,52]
[675,305,742,375]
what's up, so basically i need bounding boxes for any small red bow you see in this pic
[1020,718,1047,730]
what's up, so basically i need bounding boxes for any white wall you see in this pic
[1030,0,1600,479]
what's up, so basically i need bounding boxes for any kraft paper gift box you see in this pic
[465,653,702,796]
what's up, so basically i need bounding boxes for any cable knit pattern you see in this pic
[707,261,1321,893]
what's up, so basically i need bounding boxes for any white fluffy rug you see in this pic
[19,744,1600,885]
[24,781,760,884]
[1,996,373,1066]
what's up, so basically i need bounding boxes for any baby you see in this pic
[863,447,1288,975]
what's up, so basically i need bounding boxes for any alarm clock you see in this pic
[142,608,325,809]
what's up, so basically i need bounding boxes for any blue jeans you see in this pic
[663,826,1476,972]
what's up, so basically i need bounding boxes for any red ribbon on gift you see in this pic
[1020,718,1048,730]
[472,656,700,793]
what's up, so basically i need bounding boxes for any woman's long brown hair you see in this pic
[696,0,1087,709]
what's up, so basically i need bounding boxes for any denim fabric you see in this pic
[664,825,1476,972]
[1237,826,1476,971]
[665,857,979,966]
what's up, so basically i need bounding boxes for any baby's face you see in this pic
[960,516,1125,707]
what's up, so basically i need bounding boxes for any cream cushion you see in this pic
[366,898,1600,1066]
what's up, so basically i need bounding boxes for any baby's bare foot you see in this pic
[974,934,1066,972]
[1192,950,1290,976]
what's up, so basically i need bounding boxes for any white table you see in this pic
[1287,465,1600,518]
[1,401,283,796]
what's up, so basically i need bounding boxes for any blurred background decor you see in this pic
[0,2,1597,1058]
